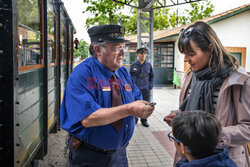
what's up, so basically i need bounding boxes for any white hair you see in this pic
[91,42,107,57]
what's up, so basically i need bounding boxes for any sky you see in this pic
[62,0,250,44]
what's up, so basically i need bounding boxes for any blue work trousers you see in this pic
[140,89,150,102]
[68,136,128,167]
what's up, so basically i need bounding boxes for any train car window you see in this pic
[47,0,57,65]
[60,11,67,63]
[18,0,42,68]
[69,26,73,64]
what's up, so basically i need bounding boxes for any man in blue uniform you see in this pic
[130,47,154,127]
[60,25,155,167]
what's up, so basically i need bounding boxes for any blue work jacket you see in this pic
[130,60,154,90]
[176,149,237,167]
[60,57,142,150]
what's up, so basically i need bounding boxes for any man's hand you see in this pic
[129,100,154,119]
[81,100,155,128]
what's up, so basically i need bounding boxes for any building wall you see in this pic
[210,10,250,71]
[174,40,186,87]
[173,9,250,87]
[174,40,184,72]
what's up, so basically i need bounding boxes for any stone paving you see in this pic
[127,87,180,167]
[39,87,181,167]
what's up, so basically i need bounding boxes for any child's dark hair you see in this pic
[172,110,221,159]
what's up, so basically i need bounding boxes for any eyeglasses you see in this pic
[180,27,210,43]
[112,47,128,54]
[168,131,181,144]
[168,131,192,152]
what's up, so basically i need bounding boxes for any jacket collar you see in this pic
[220,66,249,92]
[93,57,122,79]
[176,149,231,167]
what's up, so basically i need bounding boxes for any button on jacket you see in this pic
[130,60,154,90]
[60,57,142,151]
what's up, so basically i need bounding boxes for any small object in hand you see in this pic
[146,102,156,106]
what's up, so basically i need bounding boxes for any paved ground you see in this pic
[39,87,181,167]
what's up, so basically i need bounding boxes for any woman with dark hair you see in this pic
[164,21,250,167]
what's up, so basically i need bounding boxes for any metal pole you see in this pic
[149,9,154,65]
[55,0,62,131]
[41,0,48,157]
[137,9,142,49]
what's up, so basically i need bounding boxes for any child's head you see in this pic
[171,110,221,160]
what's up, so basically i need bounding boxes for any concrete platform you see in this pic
[127,87,180,167]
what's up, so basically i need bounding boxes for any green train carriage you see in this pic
[0,0,76,166]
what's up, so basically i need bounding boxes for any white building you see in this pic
[125,3,250,86]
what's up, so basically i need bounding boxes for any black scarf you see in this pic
[179,64,233,114]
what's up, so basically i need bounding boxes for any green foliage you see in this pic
[162,0,214,28]
[122,9,137,35]
[74,40,89,59]
[83,0,130,28]
[18,0,40,31]
[83,0,214,34]
[185,0,214,23]
[116,7,171,34]
[153,8,171,30]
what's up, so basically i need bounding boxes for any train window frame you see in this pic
[61,25,67,65]
[60,10,67,65]
[62,26,67,65]
[68,27,73,64]
[18,0,44,72]
[47,0,57,67]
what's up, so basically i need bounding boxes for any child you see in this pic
[170,110,236,167]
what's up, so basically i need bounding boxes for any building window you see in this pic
[124,45,137,66]
[125,43,174,68]
[154,43,174,68]
[225,47,246,67]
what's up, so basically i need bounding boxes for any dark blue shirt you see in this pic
[176,149,236,167]
[60,57,142,150]
[130,60,154,90]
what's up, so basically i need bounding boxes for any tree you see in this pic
[83,0,214,34]
[18,0,40,31]
[186,0,214,23]
[122,7,171,35]
[171,0,214,26]
[83,0,130,29]
[74,40,89,60]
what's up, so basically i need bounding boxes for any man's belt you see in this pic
[70,136,115,154]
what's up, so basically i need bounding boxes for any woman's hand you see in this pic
[163,110,180,127]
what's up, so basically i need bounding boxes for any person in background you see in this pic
[61,25,155,167]
[169,110,236,167]
[164,21,250,167]
[130,47,154,127]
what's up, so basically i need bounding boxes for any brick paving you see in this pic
[127,87,180,167]
[39,87,181,167]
